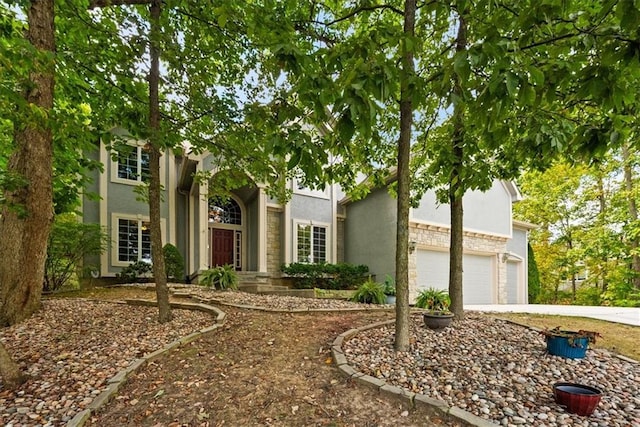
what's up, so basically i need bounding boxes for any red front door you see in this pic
[211,228,234,267]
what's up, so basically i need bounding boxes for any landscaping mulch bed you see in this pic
[87,306,457,426]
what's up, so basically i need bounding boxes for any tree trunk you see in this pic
[0,0,55,327]
[597,172,608,291]
[393,0,416,352]
[0,342,26,389]
[149,0,172,323]
[567,238,576,301]
[623,143,640,290]
[448,14,467,320]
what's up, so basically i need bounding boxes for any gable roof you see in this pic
[338,166,522,206]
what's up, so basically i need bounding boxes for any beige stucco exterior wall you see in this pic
[408,222,509,303]
[267,206,282,275]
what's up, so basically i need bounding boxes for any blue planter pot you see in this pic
[546,332,589,359]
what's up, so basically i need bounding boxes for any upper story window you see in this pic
[117,145,150,183]
[293,177,330,199]
[209,197,242,225]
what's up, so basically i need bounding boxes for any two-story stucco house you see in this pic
[82,136,532,304]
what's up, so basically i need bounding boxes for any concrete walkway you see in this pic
[464,304,640,327]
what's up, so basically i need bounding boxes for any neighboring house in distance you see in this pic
[82,134,533,304]
[342,181,535,304]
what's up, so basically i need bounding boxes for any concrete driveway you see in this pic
[464,304,640,327]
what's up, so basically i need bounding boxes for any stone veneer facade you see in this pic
[266,207,282,276]
[408,222,509,303]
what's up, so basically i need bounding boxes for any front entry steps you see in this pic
[236,272,315,298]
[237,271,284,293]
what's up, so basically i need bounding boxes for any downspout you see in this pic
[177,186,190,283]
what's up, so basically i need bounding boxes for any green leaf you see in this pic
[287,150,302,170]
[505,72,518,97]
[336,114,355,142]
[453,52,470,82]
[218,13,228,29]
[529,67,544,86]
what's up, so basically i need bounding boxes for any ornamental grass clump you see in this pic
[199,264,238,290]
[350,278,386,304]
[415,287,451,314]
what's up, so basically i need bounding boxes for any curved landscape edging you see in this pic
[174,291,396,313]
[65,299,226,427]
[331,320,499,427]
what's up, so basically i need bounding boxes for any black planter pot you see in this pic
[423,312,454,330]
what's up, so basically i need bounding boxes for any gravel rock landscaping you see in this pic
[1,288,638,427]
[186,287,394,311]
[343,312,640,427]
[0,298,214,426]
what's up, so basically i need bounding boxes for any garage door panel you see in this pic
[416,250,449,292]
[417,250,494,304]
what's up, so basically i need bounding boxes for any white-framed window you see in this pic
[294,220,329,263]
[117,218,151,263]
[111,214,166,267]
[208,197,242,225]
[292,177,330,199]
[111,143,150,185]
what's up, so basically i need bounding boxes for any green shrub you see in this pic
[281,262,369,289]
[415,287,451,312]
[117,261,153,283]
[163,243,185,281]
[602,274,640,307]
[527,243,541,303]
[574,285,602,306]
[44,213,108,292]
[200,264,238,290]
[281,262,325,288]
[330,263,370,289]
[350,278,386,304]
[382,275,395,296]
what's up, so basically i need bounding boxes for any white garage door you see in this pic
[416,250,495,304]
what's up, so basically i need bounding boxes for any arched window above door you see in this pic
[208,197,241,225]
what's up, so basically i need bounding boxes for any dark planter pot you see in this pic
[546,332,589,359]
[553,382,602,416]
[423,312,454,330]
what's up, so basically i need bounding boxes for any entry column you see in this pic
[258,186,267,273]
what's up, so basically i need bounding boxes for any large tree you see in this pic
[0,0,275,384]
[0,0,55,386]
[0,1,55,325]
[75,0,275,322]
[250,0,436,350]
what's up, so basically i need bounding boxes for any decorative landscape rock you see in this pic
[342,313,640,427]
[1,288,637,427]
[0,299,214,426]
